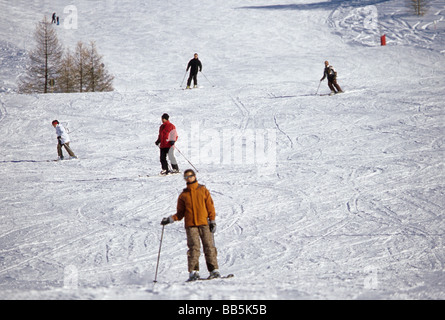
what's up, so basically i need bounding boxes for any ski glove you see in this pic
[161,216,174,226]
[155,140,160,146]
[209,221,216,233]
[169,141,175,146]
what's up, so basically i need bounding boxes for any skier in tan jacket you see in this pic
[161,169,220,281]
[320,60,343,95]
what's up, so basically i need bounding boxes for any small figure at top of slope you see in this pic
[186,53,202,89]
[320,60,343,95]
[52,120,77,160]
[155,113,179,175]
[161,169,221,281]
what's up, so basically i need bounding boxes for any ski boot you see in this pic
[208,269,221,279]
[188,271,200,281]
[171,164,180,174]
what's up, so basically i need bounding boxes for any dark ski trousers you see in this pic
[187,72,198,87]
[160,147,178,171]
[328,77,342,93]
[186,225,218,273]
[160,147,170,171]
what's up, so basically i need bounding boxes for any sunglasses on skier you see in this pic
[184,175,195,180]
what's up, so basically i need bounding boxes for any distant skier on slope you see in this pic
[320,60,343,95]
[52,120,77,160]
[161,169,220,281]
[186,53,202,89]
[155,113,179,175]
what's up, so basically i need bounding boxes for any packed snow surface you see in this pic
[0,0,444,299]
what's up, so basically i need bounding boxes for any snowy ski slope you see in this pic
[0,0,444,299]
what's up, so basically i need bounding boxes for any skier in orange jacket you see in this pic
[161,169,220,281]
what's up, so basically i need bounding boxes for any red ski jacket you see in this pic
[157,120,178,148]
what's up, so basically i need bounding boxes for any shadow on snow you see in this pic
[237,0,391,11]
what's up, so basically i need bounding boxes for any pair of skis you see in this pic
[138,171,181,178]
[186,274,234,282]
[48,157,79,162]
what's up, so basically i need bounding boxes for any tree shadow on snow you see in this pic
[237,0,391,11]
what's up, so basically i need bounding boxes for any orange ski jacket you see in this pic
[173,181,216,227]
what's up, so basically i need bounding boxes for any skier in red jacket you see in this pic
[155,113,179,175]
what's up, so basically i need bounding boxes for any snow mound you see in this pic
[329,0,445,51]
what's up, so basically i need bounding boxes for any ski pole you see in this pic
[174,146,199,173]
[153,225,165,283]
[200,71,215,87]
[315,80,322,95]
[180,70,187,88]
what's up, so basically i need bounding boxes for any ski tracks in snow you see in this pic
[273,114,294,149]
[0,96,6,123]
[230,95,250,131]
[70,178,184,285]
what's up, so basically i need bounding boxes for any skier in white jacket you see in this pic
[52,120,77,160]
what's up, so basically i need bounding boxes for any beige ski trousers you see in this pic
[186,225,218,272]
[57,142,76,158]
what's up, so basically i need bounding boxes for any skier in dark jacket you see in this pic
[186,53,202,89]
[320,60,343,95]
